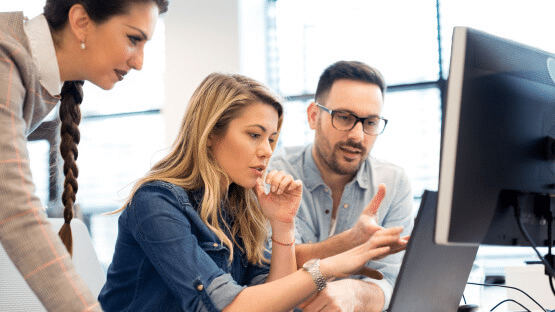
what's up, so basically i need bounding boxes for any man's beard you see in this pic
[315,136,368,175]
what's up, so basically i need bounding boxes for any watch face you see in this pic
[303,258,319,270]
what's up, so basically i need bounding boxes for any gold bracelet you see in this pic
[271,236,295,246]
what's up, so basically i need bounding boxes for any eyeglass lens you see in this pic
[332,111,385,135]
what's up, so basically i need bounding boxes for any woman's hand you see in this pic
[319,226,404,280]
[254,170,302,225]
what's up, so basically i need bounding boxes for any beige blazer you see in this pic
[0,12,102,311]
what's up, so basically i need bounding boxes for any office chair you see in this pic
[0,218,106,311]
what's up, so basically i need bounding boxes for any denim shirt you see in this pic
[268,144,414,310]
[98,181,269,312]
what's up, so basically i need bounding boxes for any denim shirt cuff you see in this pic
[195,274,246,312]
[361,276,393,311]
[247,273,268,286]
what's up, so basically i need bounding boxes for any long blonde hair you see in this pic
[115,73,283,264]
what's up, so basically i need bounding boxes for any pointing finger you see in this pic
[362,184,386,217]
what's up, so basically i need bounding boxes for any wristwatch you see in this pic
[302,258,327,291]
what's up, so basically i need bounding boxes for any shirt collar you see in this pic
[302,144,373,192]
[24,14,62,98]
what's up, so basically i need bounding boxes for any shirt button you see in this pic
[324,189,329,193]
[197,284,204,291]
[325,210,330,214]
[343,203,349,209]
[213,243,218,247]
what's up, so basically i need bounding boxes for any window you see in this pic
[439,0,555,77]
[269,0,442,204]
[269,0,555,203]
[269,0,440,94]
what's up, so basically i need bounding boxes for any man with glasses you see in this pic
[268,61,413,311]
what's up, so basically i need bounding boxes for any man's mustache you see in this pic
[336,140,366,154]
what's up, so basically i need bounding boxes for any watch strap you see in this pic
[304,259,327,291]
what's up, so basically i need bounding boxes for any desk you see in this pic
[461,264,554,312]
[463,285,546,312]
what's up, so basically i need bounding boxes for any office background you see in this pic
[3,0,555,298]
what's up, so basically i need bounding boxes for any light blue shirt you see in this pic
[268,144,414,310]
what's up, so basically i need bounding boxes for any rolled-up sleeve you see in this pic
[127,185,246,311]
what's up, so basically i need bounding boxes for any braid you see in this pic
[58,80,84,256]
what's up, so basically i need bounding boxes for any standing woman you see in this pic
[0,0,168,311]
[99,73,403,311]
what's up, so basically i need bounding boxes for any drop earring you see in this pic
[80,41,86,50]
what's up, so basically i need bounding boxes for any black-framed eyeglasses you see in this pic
[316,103,388,135]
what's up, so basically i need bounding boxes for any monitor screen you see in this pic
[435,27,555,247]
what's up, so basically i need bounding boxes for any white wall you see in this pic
[164,0,266,145]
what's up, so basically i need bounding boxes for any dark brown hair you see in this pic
[315,60,387,105]
[44,0,169,30]
[57,81,82,256]
[44,0,170,255]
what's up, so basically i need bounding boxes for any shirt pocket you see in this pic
[199,241,231,272]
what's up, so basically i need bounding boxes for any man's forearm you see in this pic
[295,228,356,268]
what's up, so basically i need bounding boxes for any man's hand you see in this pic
[348,184,408,255]
[299,279,385,312]
[349,184,386,246]
[295,184,408,268]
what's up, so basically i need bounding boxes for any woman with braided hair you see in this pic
[0,0,169,311]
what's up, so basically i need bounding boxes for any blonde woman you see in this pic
[99,73,403,312]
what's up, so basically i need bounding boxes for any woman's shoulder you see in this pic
[133,180,201,210]
[0,12,24,29]
[0,13,32,70]
[0,12,28,49]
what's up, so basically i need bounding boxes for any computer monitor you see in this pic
[435,27,555,247]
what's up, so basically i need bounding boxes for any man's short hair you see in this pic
[315,60,386,104]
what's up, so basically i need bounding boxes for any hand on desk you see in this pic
[298,280,358,312]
